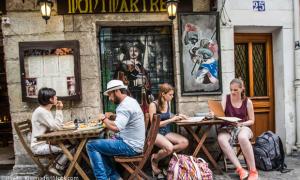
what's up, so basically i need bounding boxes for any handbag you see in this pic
[167,153,213,180]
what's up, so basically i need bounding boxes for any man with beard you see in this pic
[86,80,145,180]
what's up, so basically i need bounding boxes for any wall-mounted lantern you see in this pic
[166,0,179,20]
[37,0,53,24]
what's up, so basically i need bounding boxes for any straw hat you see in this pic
[104,80,127,96]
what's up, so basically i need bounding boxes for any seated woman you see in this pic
[30,87,68,176]
[148,83,189,178]
[217,78,258,180]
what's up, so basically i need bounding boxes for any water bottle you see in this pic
[74,118,79,129]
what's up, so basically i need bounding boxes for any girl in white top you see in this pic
[30,87,65,176]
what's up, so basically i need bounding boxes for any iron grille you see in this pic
[253,43,267,96]
[234,43,249,96]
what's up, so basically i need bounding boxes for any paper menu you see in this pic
[177,116,205,123]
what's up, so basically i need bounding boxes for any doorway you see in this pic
[234,33,275,139]
[0,18,14,169]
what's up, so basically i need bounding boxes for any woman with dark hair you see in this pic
[148,83,189,178]
[30,87,66,176]
[217,78,258,180]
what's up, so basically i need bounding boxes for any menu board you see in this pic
[19,41,81,102]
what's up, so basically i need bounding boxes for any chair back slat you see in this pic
[13,119,36,159]
[143,114,160,155]
[144,113,150,131]
[20,128,31,134]
[19,124,31,131]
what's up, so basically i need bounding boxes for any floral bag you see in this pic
[167,153,213,180]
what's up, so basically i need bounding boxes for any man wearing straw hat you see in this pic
[86,80,145,180]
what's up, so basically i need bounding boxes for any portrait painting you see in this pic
[25,78,37,97]
[179,12,222,95]
[99,26,175,112]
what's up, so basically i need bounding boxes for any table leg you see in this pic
[184,126,210,157]
[58,139,89,179]
[184,125,222,173]
[201,144,222,173]
[82,151,91,167]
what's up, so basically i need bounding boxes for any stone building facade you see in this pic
[1,0,299,176]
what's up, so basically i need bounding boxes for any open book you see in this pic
[177,116,205,123]
[208,100,242,123]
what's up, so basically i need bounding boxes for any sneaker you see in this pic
[248,170,258,180]
[48,167,62,176]
[236,167,249,180]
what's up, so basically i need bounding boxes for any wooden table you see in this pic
[36,128,104,179]
[176,119,225,173]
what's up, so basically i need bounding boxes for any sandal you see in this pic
[151,154,161,175]
[155,172,166,180]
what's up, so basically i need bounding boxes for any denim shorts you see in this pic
[159,125,172,136]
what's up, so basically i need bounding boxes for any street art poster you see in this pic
[100,26,174,112]
[179,12,222,95]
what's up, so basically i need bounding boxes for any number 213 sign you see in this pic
[253,1,265,12]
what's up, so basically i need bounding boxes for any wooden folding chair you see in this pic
[13,119,59,177]
[222,140,255,172]
[114,113,160,180]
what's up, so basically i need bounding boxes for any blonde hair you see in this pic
[157,83,174,112]
[230,78,246,99]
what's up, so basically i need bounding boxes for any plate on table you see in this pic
[62,121,76,130]
[74,126,100,132]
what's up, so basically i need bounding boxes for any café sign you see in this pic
[57,0,192,14]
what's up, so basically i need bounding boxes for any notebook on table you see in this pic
[207,100,241,123]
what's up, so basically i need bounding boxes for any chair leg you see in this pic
[38,170,46,177]
[223,155,228,172]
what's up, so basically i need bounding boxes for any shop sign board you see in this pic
[57,0,192,14]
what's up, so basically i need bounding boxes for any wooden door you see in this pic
[234,33,274,139]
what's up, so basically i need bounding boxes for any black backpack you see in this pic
[253,131,291,173]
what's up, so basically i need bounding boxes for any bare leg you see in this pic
[218,132,242,168]
[165,132,189,152]
[238,127,256,170]
[151,134,174,174]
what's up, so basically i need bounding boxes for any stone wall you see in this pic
[3,0,216,175]
[3,0,101,175]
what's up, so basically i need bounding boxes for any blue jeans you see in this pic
[86,138,139,180]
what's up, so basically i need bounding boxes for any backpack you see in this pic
[167,153,213,180]
[253,131,291,173]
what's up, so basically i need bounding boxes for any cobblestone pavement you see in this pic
[1,152,300,179]
[215,153,300,180]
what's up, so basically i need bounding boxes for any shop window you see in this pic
[99,26,174,112]
[19,40,81,102]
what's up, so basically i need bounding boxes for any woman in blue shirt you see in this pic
[148,83,189,177]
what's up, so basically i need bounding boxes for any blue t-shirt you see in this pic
[114,96,145,153]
